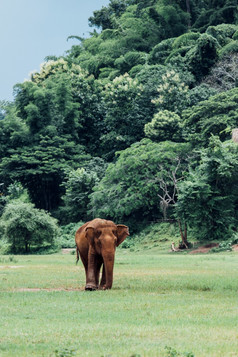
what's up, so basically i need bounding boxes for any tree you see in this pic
[151,69,190,114]
[0,202,59,253]
[1,60,105,211]
[61,158,108,223]
[203,53,238,92]
[0,104,29,159]
[191,0,238,32]
[144,110,182,142]
[182,87,238,147]
[100,73,147,160]
[176,137,238,241]
[185,33,219,80]
[89,139,190,229]
[0,135,89,211]
[88,0,130,30]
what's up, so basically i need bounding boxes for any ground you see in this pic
[0,247,237,356]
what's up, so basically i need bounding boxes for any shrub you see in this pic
[7,181,25,200]
[144,110,182,142]
[0,202,59,253]
[58,222,84,248]
[206,24,238,47]
[219,40,238,58]
[185,33,219,80]
[210,233,238,253]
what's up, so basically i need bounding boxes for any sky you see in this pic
[0,0,110,102]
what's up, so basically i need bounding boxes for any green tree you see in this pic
[89,139,190,229]
[88,0,130,30]
[0,202,59,253]
[100,73,147,160]
[0,104,29,159]
[182,87,238,147]
[176,137,238,241]
[144,110,182,142]
[192,0,238,32]
[151,69,190,114]
[1,60,104,212]
[59,157,108,224]
[61,157,109,223]
[0,135,89,211]
[185,33,219,80]
[62,168,98,222]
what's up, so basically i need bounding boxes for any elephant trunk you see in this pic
[102,251,115,289]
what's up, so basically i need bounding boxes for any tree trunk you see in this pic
[186,0,191,29]
[178,219,189,248]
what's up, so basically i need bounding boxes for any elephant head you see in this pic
[85,222,129,253]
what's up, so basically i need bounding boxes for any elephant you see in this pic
[75,218,129,290]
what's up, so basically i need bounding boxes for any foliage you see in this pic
[165,346,195,357]
[62,168,98,223]
[0,135,89,211]
[219,40,238,57]
[192,0,238,32]
[206,24,238,47]
[7,181,25,200]
[176,137,238,241]
[185,33,219,80]
[100,73,147,159]
[59,158,108,224]
[204,53,238,92]
[187,84,218,107]
[151,69,190,114]
[183,87,238,147]
[89,139,190,227]
[210,232,238,252]
[125,222,181,251]
[0,194,8,218]
[1,1,238,239]
[148,37,175,65]
[58,222,83,249]
[0,202,59,253]
[144,110,182,142]
[0,60,98,211]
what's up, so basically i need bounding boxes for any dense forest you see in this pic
[0,0,238,252]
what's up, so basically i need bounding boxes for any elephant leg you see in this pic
[99,264,106,290]
[79,252,88,276]
[85,249,98,291]
[95,256,103,289]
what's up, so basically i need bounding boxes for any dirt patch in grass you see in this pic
[0,265,25,269]
[62,248,75,254]
[189,243,219,254]
[15,287,84,292]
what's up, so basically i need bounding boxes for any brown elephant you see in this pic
[75,218,129,290]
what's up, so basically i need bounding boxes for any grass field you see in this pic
[0,249,238,357]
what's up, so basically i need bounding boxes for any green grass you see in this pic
[0,250,238,357]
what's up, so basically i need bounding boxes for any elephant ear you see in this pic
[116,224,129,247]
[85,226,95,246]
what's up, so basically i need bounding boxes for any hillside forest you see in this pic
[0,0,238,253]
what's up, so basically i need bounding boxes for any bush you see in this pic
[58,222,84,248]
[0,202,59,253]
[144,110,182,142]
[219,40,238,58]
[210,233,238,253]
[206,24,238,47]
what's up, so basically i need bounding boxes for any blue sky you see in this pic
[0,0,109,102]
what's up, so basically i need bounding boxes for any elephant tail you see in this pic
[76,247,79,265]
